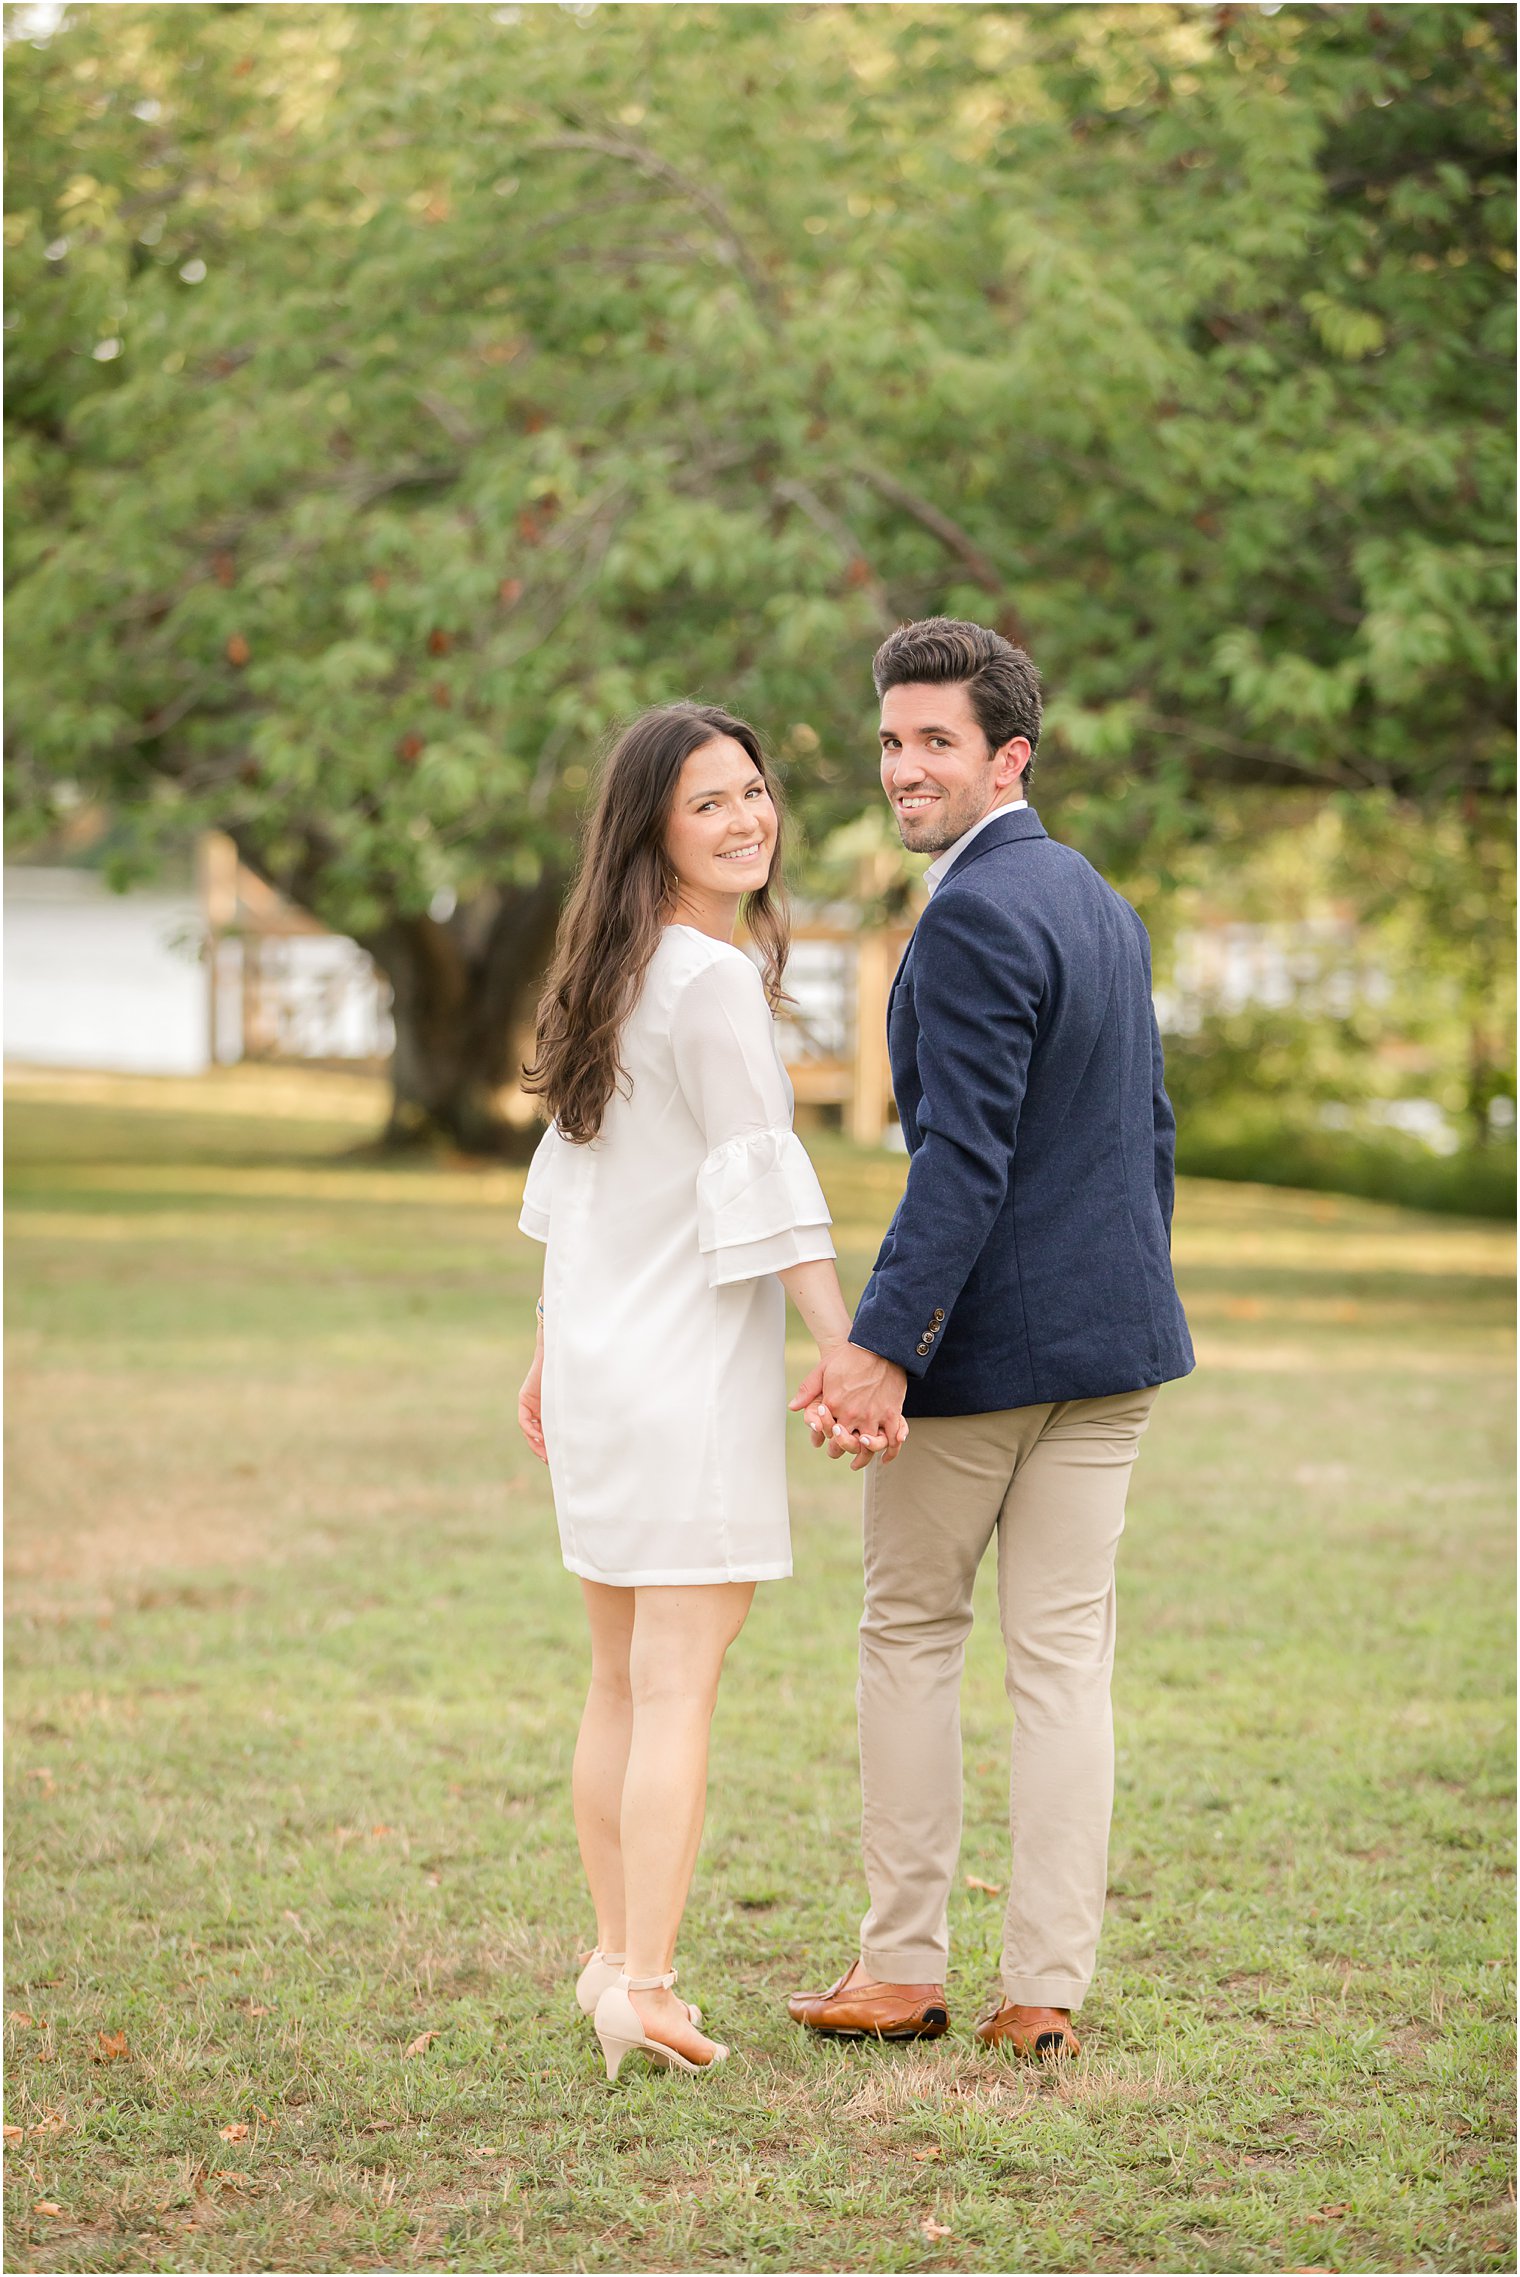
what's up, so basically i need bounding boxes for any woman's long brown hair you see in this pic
[524,703,791,1144]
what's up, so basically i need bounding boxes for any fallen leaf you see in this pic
[225,634,250,668]
[30,2111,66,2136]
[424,1871,442,1888]
[35,2203,64,2218]
[93,2029,129,2062]
[3,2125,22,2143]
[405,2029,441,2057]
[217,2122,250,2143]
[1318,2205,1351,2218]
[963,1875,1001,1895]
[920,2215,953,2241]
[370,1824,394,1837]
[911,2148,943,2163]
[9,2013,34,2028]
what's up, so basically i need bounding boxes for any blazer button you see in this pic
[916,1339,931,1356]
[931,1308,945,1324]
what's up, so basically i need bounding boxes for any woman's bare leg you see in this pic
[620,1580,755,2059]
[573,1579,636,1954]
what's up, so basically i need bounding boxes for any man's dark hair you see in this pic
[872,617,1043,783]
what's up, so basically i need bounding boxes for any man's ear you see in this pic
[995,736,1032,790]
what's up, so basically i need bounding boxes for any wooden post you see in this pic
[851,927,894,1148]
[197,831,239,1066]
[242,935,264,1060]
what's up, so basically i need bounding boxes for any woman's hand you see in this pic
[518,1348,547,1463]
[806,1401,909,1469]
[791,1342,908,1467]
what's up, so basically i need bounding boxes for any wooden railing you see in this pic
[772,920,912,1146]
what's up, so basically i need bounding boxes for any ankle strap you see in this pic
[590,1948,626,1965]
[621,1968,677,1992]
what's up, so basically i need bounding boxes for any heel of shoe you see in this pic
[594,1983,646,2082]
[598,2028,641,2082]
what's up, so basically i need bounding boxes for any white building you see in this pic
[4,865,390,1077]
[4,867,210,1076]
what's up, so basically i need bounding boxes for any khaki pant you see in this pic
[857,1387,1157,2010]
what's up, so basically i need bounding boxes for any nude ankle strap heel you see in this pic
[575,1948,626,2016]
[576,1948,701,2027]
[593,1968,729,2083]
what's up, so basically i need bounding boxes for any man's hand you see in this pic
[791,1342,908,1467]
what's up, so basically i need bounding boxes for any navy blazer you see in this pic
[851,805,1194,1418]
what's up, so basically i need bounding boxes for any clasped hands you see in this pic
[789,1340,909,1471]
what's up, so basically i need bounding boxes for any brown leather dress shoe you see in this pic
[788,1965,949,2041]
[974,2002,1081,2059]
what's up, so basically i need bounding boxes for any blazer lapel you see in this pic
[884,807,1045,1022]
[886,931,915,1025]
[935,804,1047,887]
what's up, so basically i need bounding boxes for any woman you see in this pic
[516,702,901,2082]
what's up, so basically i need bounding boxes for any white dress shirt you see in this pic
[923,799,1029,895]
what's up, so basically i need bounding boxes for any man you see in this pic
[789,617,1193,2057]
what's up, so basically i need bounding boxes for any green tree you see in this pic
[5,3,1512,1146]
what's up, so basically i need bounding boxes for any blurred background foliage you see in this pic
[3,1,1514,1194]
[1152,795,1516,1215]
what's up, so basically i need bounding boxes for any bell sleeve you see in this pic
[671,952,835,1288]
[518,1120,559,1243]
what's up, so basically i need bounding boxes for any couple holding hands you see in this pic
[516,617,1194,2082]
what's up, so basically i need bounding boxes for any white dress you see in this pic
[518,925,836,1586]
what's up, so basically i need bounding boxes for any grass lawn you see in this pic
[4,1065,1514,2275]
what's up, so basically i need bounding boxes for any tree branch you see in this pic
[772,478,895,628]
[1143,714,1389,794]
[855,464,1016,621]
[531,129,778,327]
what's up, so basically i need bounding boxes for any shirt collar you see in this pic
[923,800,1028,895]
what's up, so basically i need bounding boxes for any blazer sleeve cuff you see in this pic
[849,1295,936,1378]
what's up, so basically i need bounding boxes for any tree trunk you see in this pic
[366,875,564,1157]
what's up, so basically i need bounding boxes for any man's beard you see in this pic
[896,795,984,855]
